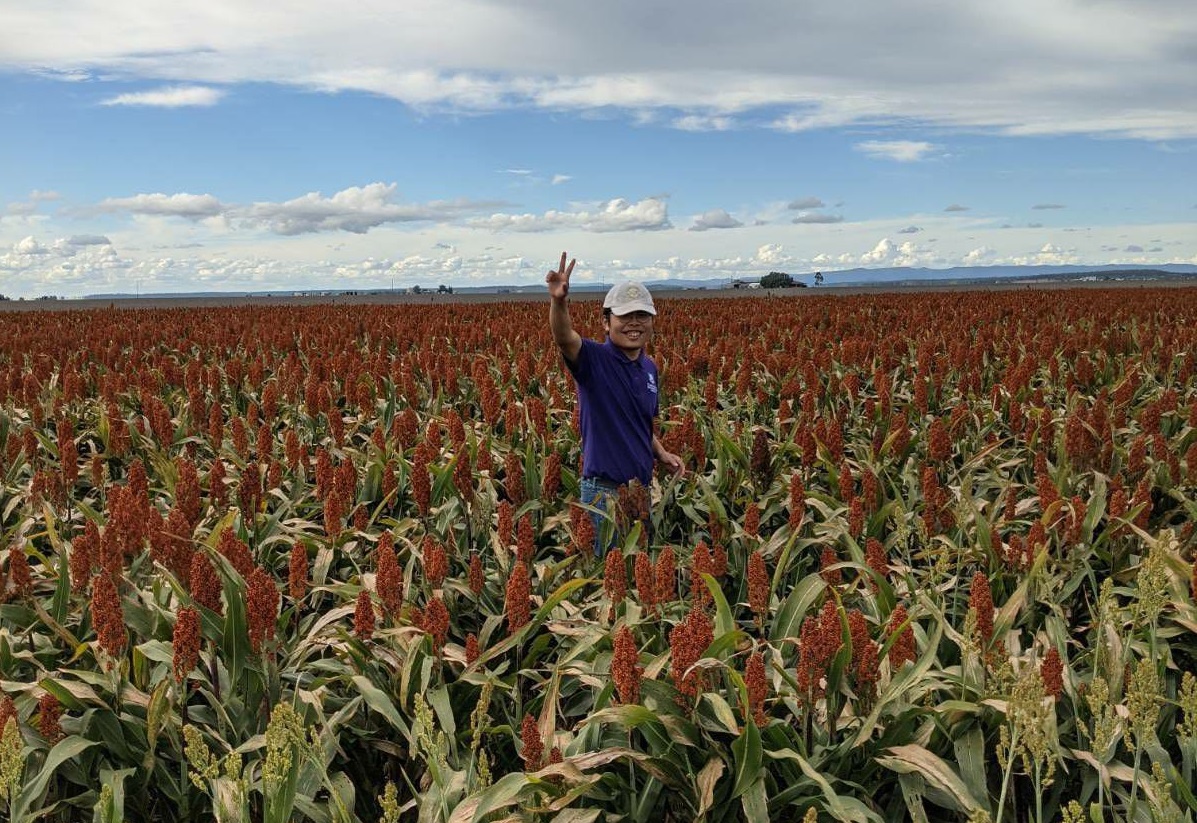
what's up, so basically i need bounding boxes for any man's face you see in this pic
[605,310,654,356]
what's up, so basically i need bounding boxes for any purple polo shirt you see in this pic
[565,337,659,486]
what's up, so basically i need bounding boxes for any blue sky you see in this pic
[1,0,1195,297]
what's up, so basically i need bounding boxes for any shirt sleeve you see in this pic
[564,338,597,384]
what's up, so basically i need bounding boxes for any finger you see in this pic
[559,251,567,273]
[565,258,575,279]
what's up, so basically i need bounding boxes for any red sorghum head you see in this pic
[70,521,99,594]
[218,527,253,580]
[520,713,543,771]
[37,693,64,744]
[669,607,714,702]
[189,551,223,614]
[353,589,375,641]
[498,500,514,548]
[789,474,806,532]
[173,605,201,684]
[246,566,279,654]
[92,572,126,659]
[376,532,404,618]
[747,551,769,625]
[655,546,677,606]
[865,538,888,592]
[422,535,448,590]
[465,633,480,666]
[612,625,643,705]
[1041,647,1064,699]
[743,502,760,538]
[504,452,525,509]
[468,552,484,595]
[819,545,842,587]
[505,561,531,635]
[9,547,32,598]
[517,514,535,565]
[604,548,627,606]
[969,571,994,647]
[288,541,309,603]
[886,605,916,669]
[745,650,768,727]
[421,596,449,652]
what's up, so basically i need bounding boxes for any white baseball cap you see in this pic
[603,281,656,316]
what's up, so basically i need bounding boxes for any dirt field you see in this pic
[1,278,1192,313]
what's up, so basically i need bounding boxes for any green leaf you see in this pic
[220,566,248,692]
[351,675,412,744]
[876,744,984,814]
[700,692,740,736]
[741,777,769,822]
[95,768,135,823]
[953,726,989,811]
[766,749,885,823]
[770,573,825,644]
[730,717,762,799]
[447,771,528,823]
[700,572,735,638]
[13,735,98,820]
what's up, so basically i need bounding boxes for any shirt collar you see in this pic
[603,337,645,365]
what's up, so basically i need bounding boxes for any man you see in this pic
[546,251,684,554]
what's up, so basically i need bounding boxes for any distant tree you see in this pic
[437,284,453,294]
[411,285,423,295]
[760,271,795,289]
[814,271,824,286]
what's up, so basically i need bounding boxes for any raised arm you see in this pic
[546,251,582,363]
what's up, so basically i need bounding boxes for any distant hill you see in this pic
[80,263,1197,299]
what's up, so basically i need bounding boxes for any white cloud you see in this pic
[672,114,734,131]
[100,85,225,107]
[689,209,743,231]
[944,204,970,212]
[855,140,939,162]
[753,244,787,266]
[242,183,477,235]
[963,246,996,264]
[13,236,49,255]
[787,197,825,210]
[90,184,493,235]
[550,174,572,185]
[468,197,670,233]
[66,234,112,246]
[792,212,844,224]
[4,1,1195,138]
[98,192,226,219]
[861,238,897,264]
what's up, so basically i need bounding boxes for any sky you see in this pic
[1,0,1196,298]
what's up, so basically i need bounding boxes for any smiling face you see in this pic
[604,309,654,358]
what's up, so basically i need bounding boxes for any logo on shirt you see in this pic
[646,372,657,394]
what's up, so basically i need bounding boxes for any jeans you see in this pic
[579,476,620,557]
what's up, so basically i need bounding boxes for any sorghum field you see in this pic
[0,288,1195,823]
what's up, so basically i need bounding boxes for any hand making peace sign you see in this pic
[545,251,575,300]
